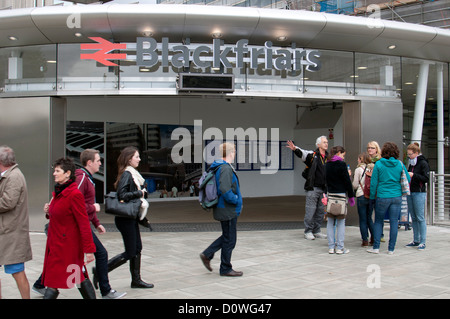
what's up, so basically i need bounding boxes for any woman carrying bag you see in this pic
[106,146,153,289]
[325,146,355,254]
[41,158,96,299]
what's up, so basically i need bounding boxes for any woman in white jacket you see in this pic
[352,153,374,246]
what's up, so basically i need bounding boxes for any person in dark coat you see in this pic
[406,142,430,250]
[107,146,153,289]
[325,146,355,254]
[287,137,329,240]
[41,158,96,299]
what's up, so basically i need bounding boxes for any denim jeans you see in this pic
[407,192,427,245]
[203,217,237,275]
[304,187,326,234]
[327,217,345,250]
[373,197,402,251]
[356,196,374,242]
[92,231,111,296]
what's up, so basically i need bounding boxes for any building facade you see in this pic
[0,2,448,230]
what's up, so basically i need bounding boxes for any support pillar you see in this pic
[410,62,430,145]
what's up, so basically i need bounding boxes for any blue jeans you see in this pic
[203,217,237,275]
[407,192,427,245]
[92,231,111,296]
[327,217,345,250]
[373,197,402,251]
[357,196,374,242]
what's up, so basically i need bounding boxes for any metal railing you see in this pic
[429,171,450,226]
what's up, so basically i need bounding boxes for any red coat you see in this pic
[42,182,96,289]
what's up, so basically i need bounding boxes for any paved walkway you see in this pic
[2,224,450,299]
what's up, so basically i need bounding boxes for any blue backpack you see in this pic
[198,164,224,210]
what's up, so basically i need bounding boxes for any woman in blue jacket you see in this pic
[367,142,410,255]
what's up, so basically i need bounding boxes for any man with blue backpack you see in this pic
[199,142,243,277]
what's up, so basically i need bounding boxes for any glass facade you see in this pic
[0,42,449,170]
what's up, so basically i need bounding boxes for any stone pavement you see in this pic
[2,224,450,300]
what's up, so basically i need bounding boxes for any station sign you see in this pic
[80,37,321,76]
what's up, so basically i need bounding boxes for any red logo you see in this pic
[80,37,127,66]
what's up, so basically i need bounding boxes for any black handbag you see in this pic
[78,266,96,299]
[104,191,141,219]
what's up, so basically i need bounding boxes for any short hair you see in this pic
[53,157,76,181]
[407,142,421,154]
[381,142,400,159]
[80,149,100,167]
[315,136,327,147]
[0,145,16,167]
[219,142,235,158]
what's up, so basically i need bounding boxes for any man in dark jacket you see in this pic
[200,142,243,277]
[287,136,328,240]
[76,149,126,299]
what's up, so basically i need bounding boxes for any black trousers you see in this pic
[115,216,142,260]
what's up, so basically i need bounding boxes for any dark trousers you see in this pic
[92,231,111,296]
[203,217,237,275]
[115,216,142,260]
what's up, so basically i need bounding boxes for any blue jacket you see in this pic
[370,157,411,199]
[210,160,242,221]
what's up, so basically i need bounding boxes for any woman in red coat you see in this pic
[41,158,96,299]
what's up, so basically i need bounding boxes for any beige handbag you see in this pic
[326,193,347,217]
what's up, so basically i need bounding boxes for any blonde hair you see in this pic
[219,142,235,158]
[367,141,381,158]
[407,142,421,154]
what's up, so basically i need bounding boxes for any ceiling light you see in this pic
[388,45,396,50]
[357,66,368,70]
[75,33,83,37]
[8,36,18,41]
[47,60,57,64]
[276,36,287,41]
[405,82,414,85]
[350,75,359,78]
[211,32,222,39]
[142,30,153,37]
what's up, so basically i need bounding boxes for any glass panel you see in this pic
[401,58,450,172]
[58,43,118,92]
[0,45,57,93]
[355,53,401,98]
[304,49,354,96]
[106,122,202,200]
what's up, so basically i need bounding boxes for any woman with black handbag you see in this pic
[106,146,153,289]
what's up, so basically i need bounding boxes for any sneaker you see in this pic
[32,286,46,296]
[406,241,419,247]
[418,244,426,250]
[336,248,349,255]
[367,248,379,254]
[102,289,127,299]
[387,250,394,255]
[304,232,315,240]
[313,232,327,239]
[328,248,335,254]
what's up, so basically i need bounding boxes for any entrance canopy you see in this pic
[0,4,449,62]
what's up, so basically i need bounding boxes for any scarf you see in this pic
[125,166,149,220]
[54,179,74,197]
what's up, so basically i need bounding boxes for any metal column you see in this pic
[437,63,445,221]
[410,62,430,145]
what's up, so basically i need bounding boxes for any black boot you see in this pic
[78,278,97,299]
[43,288,59,299]
[130,253,154,288]
[93,254,127,289]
